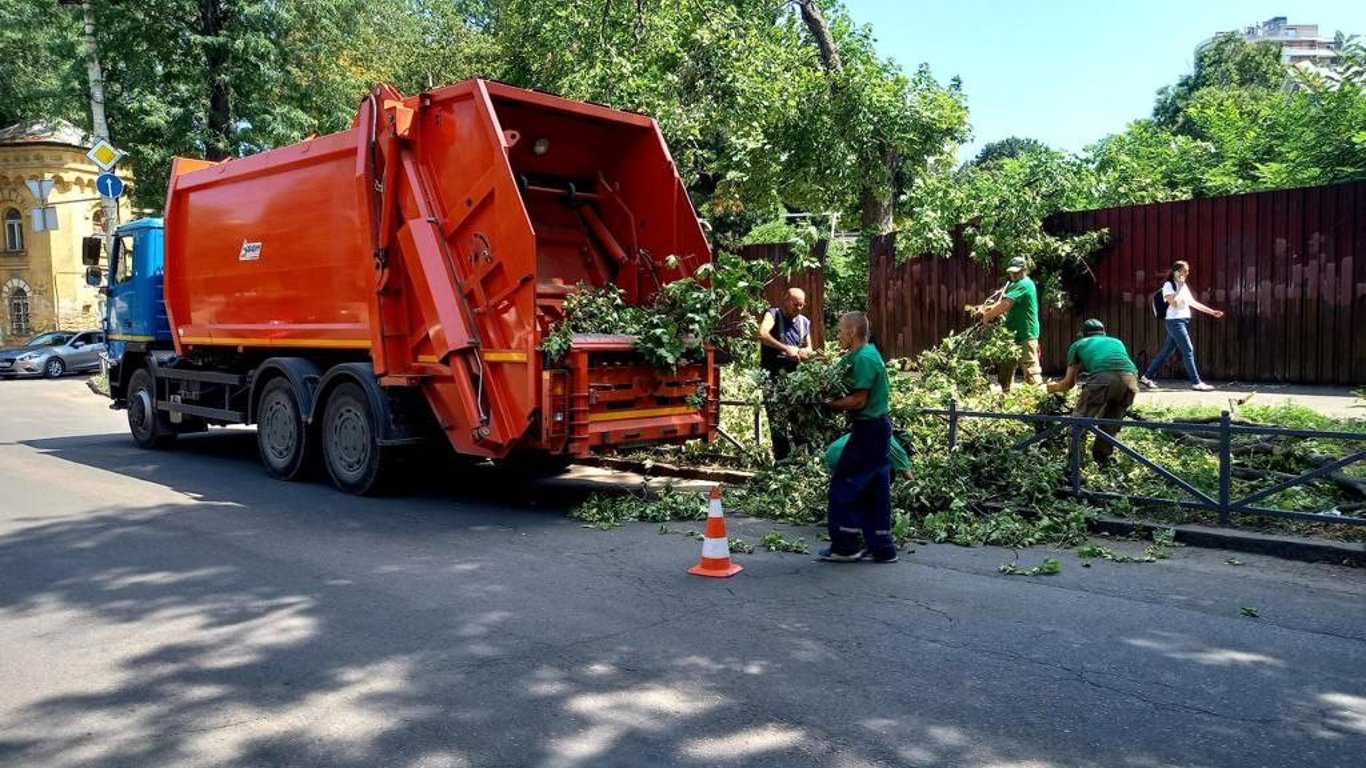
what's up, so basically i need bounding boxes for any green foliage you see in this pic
[760,530,810,554]
[1153,32,1286,133]
[730,454,831,525]
[900,146,1110,306]
[972,137,1048,166]
[758,350,850,456]
[569,482,707,529]
[728,538,756,554]
[0,0,85,128]
[900,322,1020,401]
[740,219,822,264]
[999,558,1062,576]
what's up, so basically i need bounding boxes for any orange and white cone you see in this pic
[688,486,743,578]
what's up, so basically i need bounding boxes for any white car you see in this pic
[0,330,107,379]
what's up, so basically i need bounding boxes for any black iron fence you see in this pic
[923,401,1366,527]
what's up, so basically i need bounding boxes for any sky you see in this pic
[841,0,1366,162]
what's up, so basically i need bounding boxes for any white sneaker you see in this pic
[1139,377,1158,390]
[1192,382,1215,392]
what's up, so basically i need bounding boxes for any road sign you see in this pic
[30,207,59,232]
[96,173,125,199]
[24,179,55,205]
[86,139,124,171]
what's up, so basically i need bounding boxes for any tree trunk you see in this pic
[860,148,899,234]
[796,0,842,75]
[798,0,895,234]
[200,0,232,161]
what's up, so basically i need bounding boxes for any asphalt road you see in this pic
[1,378,1364,768]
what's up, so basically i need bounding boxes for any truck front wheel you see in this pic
[256,377,311,481]
[127,368,176,449]
[321,381,390,495]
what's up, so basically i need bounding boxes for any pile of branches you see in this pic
[540,279,716,370]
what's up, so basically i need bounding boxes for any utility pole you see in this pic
[61,0,120,243]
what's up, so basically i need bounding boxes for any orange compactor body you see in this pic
[149,79,715,474]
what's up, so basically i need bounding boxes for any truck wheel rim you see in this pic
[261,395,297,464]
[329,402,370,479]
[130,388,153,437]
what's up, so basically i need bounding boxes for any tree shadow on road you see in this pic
[5,433,1364,766]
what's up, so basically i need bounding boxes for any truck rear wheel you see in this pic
[256,377,311,480]
[321,381,391,495]
[127,368,177,449]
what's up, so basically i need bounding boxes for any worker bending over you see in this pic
[821,311,898,563]
[1047,318,1139,464]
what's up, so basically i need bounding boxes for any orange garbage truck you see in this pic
[101,79,717,493]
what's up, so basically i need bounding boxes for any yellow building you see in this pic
[0,120,133,345]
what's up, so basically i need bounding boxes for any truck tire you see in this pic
[256,377,312,481]
[321,381,392,495]
[127,367,177,449]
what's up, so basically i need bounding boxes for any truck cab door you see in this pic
[106,233,138,356]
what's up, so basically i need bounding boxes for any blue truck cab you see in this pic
[103,217,172,403]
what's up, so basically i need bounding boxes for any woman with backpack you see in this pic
[1140,260,1224,391]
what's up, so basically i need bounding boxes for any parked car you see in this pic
[0,330,106,379]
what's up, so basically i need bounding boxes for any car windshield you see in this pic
[24,332,71,347]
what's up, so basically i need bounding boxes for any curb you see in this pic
[1091,516,1364,567]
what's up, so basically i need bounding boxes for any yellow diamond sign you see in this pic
[86,139,124,172]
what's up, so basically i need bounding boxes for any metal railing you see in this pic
[920,400,1366,527]
[716,399,765,450]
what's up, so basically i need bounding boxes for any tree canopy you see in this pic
[3,1,1362,301]
[0,0,968,242]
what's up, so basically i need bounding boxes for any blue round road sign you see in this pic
[96,173,124,199]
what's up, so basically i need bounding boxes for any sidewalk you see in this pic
[1137,379,1363,420]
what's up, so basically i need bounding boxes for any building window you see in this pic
[8,287,31,337]
[3,209,22,252]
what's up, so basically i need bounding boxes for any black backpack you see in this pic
[1151,282,1169,317]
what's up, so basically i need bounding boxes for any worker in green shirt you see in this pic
[1047,318,1140,464]
[820,311,898,563]
[978,256,1042,391]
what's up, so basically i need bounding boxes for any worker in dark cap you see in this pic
[1047,318,1139,464]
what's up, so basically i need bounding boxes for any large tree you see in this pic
[1152,31,1285,134]
[972,136,1048,166]
[0,0,85,128]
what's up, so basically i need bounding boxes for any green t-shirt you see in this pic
[843,342,889,420]
[1066,335,1137,375]
[1003,276,1040,342]
[824,433,911,473]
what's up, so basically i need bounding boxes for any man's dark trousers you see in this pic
[827,415,895,558]
[764,360,802,462]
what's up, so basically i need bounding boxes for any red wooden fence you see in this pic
[870,181,1366,385]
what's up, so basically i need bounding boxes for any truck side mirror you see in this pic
[82,236,104,266]
[84,265,102,287]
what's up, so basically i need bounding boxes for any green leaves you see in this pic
[999,558,1061,576]
[570,482,708,529]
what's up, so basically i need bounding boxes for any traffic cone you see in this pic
[688,486,743,578]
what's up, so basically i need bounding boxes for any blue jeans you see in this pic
[1144,318,1202,384]
[827,416,895,559]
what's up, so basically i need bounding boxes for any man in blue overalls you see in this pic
[820,311,897,563]
[758,288,813,461]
